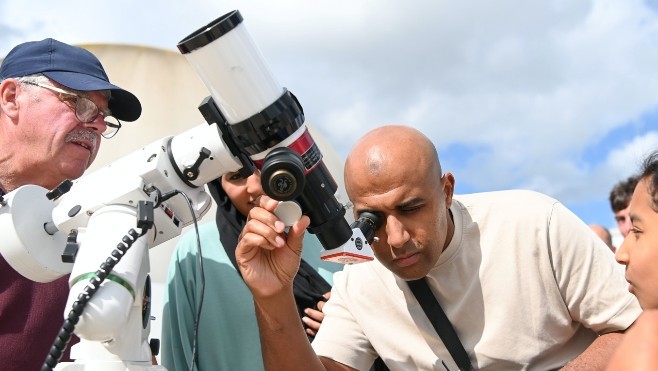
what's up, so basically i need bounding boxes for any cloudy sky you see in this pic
[2,0,658,231]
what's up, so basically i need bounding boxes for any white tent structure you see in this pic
[5,43,349,360]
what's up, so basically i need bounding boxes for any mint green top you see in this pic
[161,222,341,371]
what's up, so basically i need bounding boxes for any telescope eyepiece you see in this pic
[352,211,382,243]
[260,147,306,201]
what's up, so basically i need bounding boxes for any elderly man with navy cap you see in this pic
[0,38,142,370]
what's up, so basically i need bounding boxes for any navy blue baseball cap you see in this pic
[0,38,141,121]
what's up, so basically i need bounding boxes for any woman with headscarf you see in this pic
[161,170,340,370]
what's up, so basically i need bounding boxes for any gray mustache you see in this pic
[65,130,98,152]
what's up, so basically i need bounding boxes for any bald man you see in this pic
[589,224,615,252]
[236,125,640,371]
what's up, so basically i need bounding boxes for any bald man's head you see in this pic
[589,224,615,252]
[342,125,455,280]
[345,125,441,197]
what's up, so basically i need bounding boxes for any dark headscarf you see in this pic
[207,178,332,341]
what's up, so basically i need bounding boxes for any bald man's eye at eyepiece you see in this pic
[399,205,422,214]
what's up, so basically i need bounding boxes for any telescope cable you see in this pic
[172,190,205,371]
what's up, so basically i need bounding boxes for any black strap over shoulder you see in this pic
[408,278,474,371]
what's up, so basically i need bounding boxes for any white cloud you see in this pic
[2,0,658,222]
[607,131,658,173]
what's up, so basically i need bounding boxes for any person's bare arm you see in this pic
[237,196,355,371]
[253,289,352,371]
[560,331,624,370]
[606,311,658,371]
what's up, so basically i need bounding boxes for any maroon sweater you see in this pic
[0,256,78,371]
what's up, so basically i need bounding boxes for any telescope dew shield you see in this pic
[177,10,281,124]
[178,10,307,160]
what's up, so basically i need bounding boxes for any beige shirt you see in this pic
[313,190,641,371]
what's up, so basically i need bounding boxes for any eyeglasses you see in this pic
[22,81,122,139]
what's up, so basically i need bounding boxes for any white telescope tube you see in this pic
[178,10,283,124]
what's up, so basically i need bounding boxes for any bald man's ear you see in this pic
[0,79,20,119]
[441,172,455,208]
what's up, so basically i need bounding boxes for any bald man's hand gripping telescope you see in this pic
[0,10,379,371]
